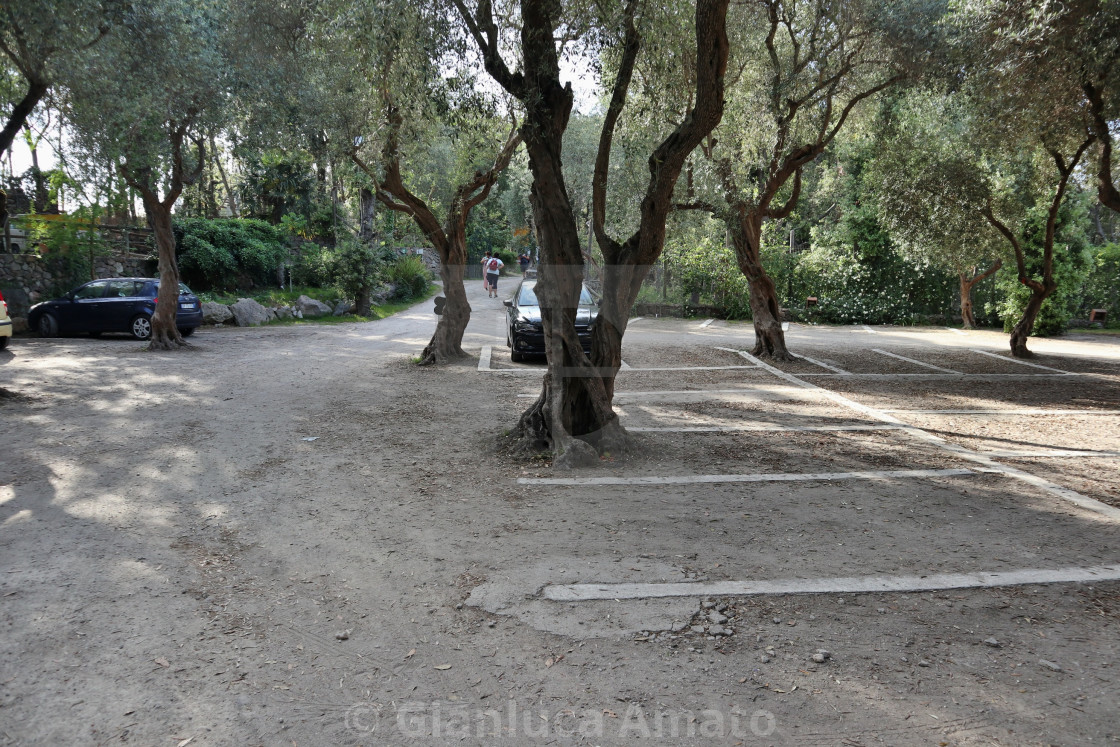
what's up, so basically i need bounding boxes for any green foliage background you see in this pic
[173,218,289,290]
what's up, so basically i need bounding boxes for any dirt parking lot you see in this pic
[2,284,1119,745]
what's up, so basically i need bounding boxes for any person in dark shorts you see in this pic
[484,252,504,297]
[518,251,531,277]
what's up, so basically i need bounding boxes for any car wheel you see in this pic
[178,327,195,338]
[130,314,153,340]
[37,313,58,337]
[0,336,9,350]
[511,349,525,362]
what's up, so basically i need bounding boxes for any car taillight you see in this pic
[0,289,5,302]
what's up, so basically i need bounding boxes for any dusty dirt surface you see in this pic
[2,287,1119,746]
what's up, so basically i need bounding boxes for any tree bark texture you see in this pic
[959,272,977,330]
[143,199,187,350]
[119,122,204,351]
[352,187,377,318]
[1084,81,1120,213]
[958,259,1001,329]
[369,186,473,366]
[729,212,791,359]
[1009,284,1054,358]
[454,0,727,463]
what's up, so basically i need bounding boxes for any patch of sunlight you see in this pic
[3,509,32,526]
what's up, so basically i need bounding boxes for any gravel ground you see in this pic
[1,298,1118,745]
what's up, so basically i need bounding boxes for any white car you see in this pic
[0,288,11,349]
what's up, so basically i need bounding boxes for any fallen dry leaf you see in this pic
[434,664,451,670]
[177,738,194,747]
[545,658,554,668]
[154,658,170,668]
[404,649,416,659]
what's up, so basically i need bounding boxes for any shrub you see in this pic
[331,236,386,303]
[385,255,431,300]
[174,218,289,289]
[493,249,517,271]
[1079,242,1120,324]
[289,243,335,288]
[178,233,237,288]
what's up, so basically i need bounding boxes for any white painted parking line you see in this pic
[478,346,492,371]
[624,365,758,372]
[542,564,1120,602]
[698,318,715,328]
[731,348,1120,520]
[946,327,966,336]
[797,373,1077,380]
[519,468,975,486]
[628,424,904,433]
[872,348,961,374]
[878,409,1118,415]
[982,449,1120,458]
[862,325,878,334]
[517,387,806,399]
[969,348,1074,373]
[797,355,850,374]
[619,359,632,370]
[629,317,644,324]
[782,322,790,331]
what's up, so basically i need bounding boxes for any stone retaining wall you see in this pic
[0,252,153,319]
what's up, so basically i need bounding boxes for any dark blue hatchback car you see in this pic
[28,277,203,340]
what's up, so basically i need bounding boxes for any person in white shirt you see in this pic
[483,252,504,298]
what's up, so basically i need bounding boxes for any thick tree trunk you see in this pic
[507,5,616,467]
[142,201,187,350]
[457,0,727,465]
[731,213,793,360]
[959,259,1001,330]
[1008,283,1054,358]
[352,187,377,317]
[959,273,977,329]
[516,170,615,465]
[418,232,471,365]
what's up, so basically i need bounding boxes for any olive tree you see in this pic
[0,0,118,225]
[451,0,729,465]
[950,0,1099,355]
[871,90,1006,329]
[63,0,233,349]
[675,0,929,359]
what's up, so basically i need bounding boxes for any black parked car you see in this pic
[504,279,598,362]
[28,278,203,341]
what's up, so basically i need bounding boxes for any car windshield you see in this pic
[518,284,593,307]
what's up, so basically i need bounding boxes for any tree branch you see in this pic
[981,198,1040,293]
[449,0,526,98]
[462,125,522,212]
[970,258,1002,284]
[1084,80,1120,212]
[672,201,720,216]
[765,168,801,220]
[591,0,640,260]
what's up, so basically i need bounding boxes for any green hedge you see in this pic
[174,218,289,290]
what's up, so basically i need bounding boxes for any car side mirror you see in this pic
[503,300,513,308]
